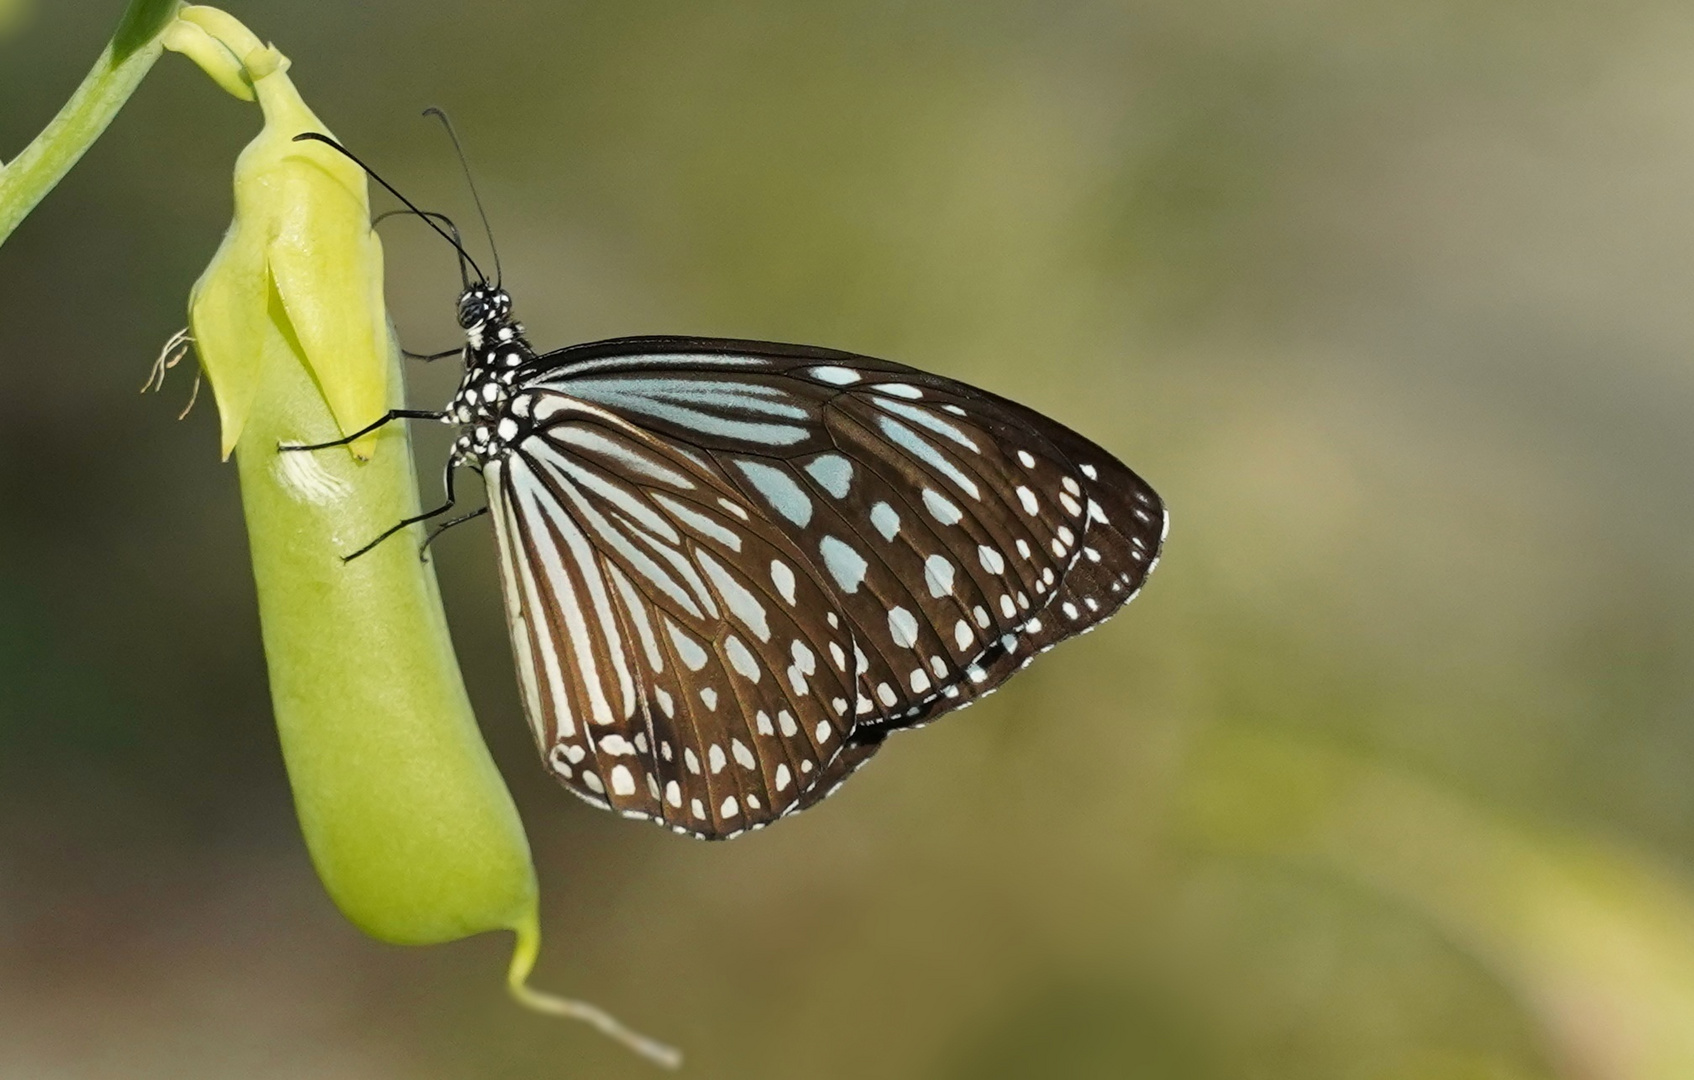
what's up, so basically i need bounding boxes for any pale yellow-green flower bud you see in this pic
[173,5,386,459]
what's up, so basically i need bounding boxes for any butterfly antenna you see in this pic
[292,132,487,285]
[374,207,463,239]
[372,208,473,289]
[423,107,502,288]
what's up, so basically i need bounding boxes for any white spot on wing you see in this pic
[724,635,761,682]
[609,764,636,795]
[732,738,756,769]
[803,454,854,498]
[871,502,901,540]
[808,365,860,385]
[923,489,962,525]
[697,550,771,641]
[790,639,817,674]
[820,536,868,592]
[924,554,955,597]
[878,415,980,499]
[734,459,813,526]
[874,397,980,452]
[770,559,797,605]
[888,607,920,648]
[666,620,709,670]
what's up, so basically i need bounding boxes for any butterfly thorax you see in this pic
[447,311,535,466]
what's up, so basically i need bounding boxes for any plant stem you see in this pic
[0,0,180,247]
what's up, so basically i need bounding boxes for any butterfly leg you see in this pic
[341,455,464,563]
[419,506,490,558]
[279,409,446,452]
[402,347,463,362]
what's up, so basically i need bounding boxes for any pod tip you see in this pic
[507,920,683,1070]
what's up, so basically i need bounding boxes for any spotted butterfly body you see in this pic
[438,289,1165,840]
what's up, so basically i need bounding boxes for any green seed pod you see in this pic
[176,6,536,950]
[233,313,541,949]
[170,7,677,1065]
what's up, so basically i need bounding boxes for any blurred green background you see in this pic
[7,1,1694,1077]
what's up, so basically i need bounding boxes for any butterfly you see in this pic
[287,130,1168,840]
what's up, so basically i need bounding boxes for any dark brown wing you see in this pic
[486,338,1166,839]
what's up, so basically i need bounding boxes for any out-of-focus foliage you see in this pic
[0,0,29,41]
[5,1,1694,1077]
[1189,733,1694,1080]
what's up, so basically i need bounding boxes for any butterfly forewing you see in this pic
[493,337,1165,838]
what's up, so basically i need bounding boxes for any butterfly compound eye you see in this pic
[456,290,484,329]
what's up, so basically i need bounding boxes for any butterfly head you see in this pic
[456,284,513,341]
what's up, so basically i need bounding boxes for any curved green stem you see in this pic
[507,914,684,1069]
[0,0,180,247]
